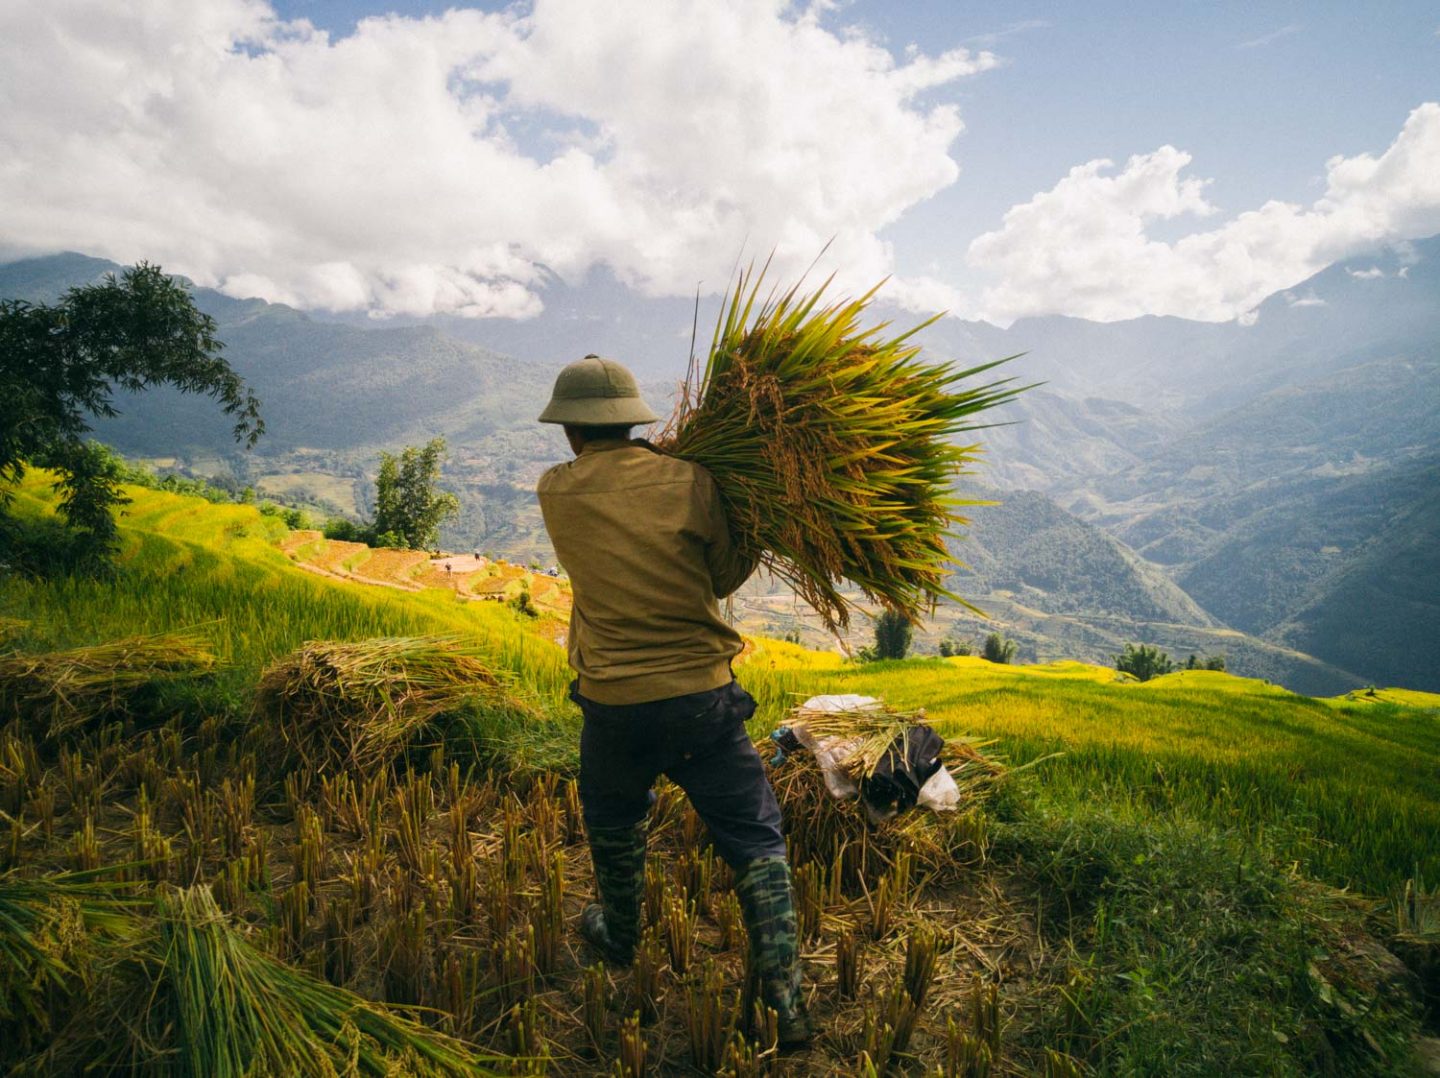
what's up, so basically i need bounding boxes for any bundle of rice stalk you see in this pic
[257,636,540,774]
[657,264,1031,631]
[789,699,998,787]
[772,700,1003,887]
[0,869,137,1039]
[37,885,495,1077]
[0,631,217,737]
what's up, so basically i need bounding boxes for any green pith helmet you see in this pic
[537,354,660,426]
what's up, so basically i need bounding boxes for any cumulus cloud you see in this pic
[0,0,993,317]
[967,103,1440,324]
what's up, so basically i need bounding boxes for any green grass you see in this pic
[992,804,1421,1075]
[751,657,1440,895]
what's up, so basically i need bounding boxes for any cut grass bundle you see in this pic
[38,884,494,1077]
[0,631,216,736]
[257,636,541,774]
[772,700,1004,887]
[0,869,136,1034]
[658,264,1029,631]
[789,698,1000,788]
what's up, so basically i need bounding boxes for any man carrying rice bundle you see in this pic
[536,355,810,1046]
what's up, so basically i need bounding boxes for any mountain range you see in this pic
[2,238,1436,693]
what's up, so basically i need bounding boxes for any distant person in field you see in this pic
[535,355,810,1044]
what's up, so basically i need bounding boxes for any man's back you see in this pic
[537,438,753,705]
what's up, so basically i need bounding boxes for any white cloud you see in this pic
[0,0,993,318]
[967,103,1440,324]
[1347,266,1385,279]
[1285,292,1326,308]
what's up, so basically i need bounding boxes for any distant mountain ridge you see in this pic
[3,240,1437,692]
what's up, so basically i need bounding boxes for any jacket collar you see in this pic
[579,438,645,456]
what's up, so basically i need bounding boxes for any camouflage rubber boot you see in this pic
[581,820,647,966]
[734,855,811,1046]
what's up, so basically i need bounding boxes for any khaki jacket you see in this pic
[536,439,755,705]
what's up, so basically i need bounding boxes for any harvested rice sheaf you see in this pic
[29,885,494,1078]
[257,636,541,774]
[791,699,997,784]
[0,632,216,737]
[0,869,137,1056]
[771,702,1004,887]
[658,265,1030,631]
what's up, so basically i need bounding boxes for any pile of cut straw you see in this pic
[32,885,493,1077]
[772,700,1003,885]
[0,869,136,1038]
[658,266,1028,631]
[0,632,216,736]
[257,636,538,774]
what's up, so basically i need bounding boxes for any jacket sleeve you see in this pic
[698,469,759,599]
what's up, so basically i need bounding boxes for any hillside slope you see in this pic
[1270,473,1440,689]
[955,488,1218,626]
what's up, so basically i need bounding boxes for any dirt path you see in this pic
[431,555,489,573]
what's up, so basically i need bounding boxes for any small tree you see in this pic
[873,609,912,660]
[0,263,262,568]
[1184,653,1226,672]
[323,516,365,542]
[371,437,460,550]
[1116,643,1176,682]
[509,581,538,619]
[938,637,972,658]
[982,632,1017,664]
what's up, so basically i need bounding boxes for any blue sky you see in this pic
[3,1,1437,323]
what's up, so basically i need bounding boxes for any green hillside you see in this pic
[1271,472,1440,690]
[736,486,1366,695]
[954,488,1217,626]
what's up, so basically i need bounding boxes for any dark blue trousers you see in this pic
[571,679,787,869]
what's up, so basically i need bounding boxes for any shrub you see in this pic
[1117,643,1176,681]
[873,609,913,660]
[938,638,972,658]
[982,632,1017,664]
[1184,653,1226,672]
[322,517,365,542]
[508,583,538,619]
